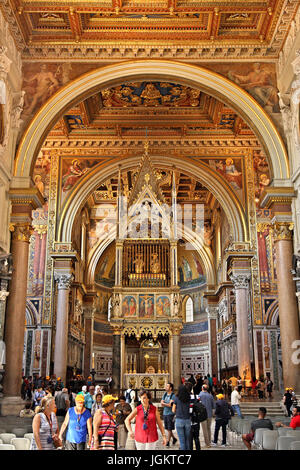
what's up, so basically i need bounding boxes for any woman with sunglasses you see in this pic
[125,389,167,450]
[59,393,92,450]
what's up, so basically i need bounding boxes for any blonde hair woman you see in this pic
[31,396,61,450]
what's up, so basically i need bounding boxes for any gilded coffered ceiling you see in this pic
[2,0,299,60]
[48,80,253,140]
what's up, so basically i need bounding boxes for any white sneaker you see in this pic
[211,442,218,446]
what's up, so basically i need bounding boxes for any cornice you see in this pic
[42,137,261,152]
[259,187,296,209]
[21,42,278,61]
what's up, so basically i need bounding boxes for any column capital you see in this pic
[0,290,9,301]
[272,222,294,242]
[169,323,183,336]
[9,223,34,243]
[230,274,251,289]
[54,272,74,290]
[83,305,96,319]
[206,305,218,319]
[0,253,13,280]
[112,325,122,335]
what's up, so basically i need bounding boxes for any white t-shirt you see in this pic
[231,390,241,405]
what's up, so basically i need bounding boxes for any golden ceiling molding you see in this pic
[6,0,299,60]
[13,60,289,183]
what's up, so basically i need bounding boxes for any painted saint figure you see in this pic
[62,159,88,192]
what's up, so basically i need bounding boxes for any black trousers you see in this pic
[190,423,201,451]
[213,419,227,445]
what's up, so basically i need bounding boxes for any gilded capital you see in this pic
[272,222,294,241]
[9,223,34,242]
[230,274,251,289]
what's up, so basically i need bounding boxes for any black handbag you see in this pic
[98,424,110,446]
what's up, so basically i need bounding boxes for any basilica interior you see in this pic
[0,0,300,412]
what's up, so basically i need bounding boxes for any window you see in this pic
[185,297,193,322]
[108,297,112,322]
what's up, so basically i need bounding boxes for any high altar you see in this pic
[109,144,184,391]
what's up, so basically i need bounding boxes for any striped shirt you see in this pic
[98,411,116,450]
[30,412,58,450]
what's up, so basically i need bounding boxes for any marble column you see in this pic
[291,255,300,320]
[83,305,95,379]
[53,272,74,384]
[112,328,121,392]
[170,327,181,391]
[120,333,126,388]
[273,223,300,391]
[230,274,252,381]
[3,224,33,400]
[207,305,218,378]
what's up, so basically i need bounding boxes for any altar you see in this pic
[124,373,170,391]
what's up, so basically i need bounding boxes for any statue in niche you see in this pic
[111,293,121,318]
[172,293,182,318]
[150,252,161,274]
[133,253,144,274]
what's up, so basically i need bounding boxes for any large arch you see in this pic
[58,155,247,246]
[14,60,289,185]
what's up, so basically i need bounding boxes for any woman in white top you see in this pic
[31,396,60,450]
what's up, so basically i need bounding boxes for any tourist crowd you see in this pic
[18,373,299,451]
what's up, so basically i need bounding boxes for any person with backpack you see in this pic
[125,387,136,409]
[186,382,207,450]
[198,384,215,448]
[212,394,231,447]
[161,382,177,447]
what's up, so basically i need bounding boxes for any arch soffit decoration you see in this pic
[59,155,247,249]
[14,60,289,184]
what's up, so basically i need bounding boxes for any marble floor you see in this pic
[124,418,245,451]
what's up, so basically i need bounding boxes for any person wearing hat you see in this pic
[92,394,118,450]
[59,394,92,450]
[211,394,231,447]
